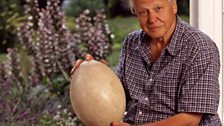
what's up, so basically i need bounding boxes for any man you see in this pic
[72,0,221,125]
[111,0,221,125]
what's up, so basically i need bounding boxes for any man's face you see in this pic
[133,0,177,39]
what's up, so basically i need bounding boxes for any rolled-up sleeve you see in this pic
[178,46,220,114]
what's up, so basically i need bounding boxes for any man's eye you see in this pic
[155,7,162,12]
[139,10,148,16]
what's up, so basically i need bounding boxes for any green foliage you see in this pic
[108,16,140,46]
[105,0,117,9]
[177,0,189,15]
[62,0,118,17]
[0,54,7,61]
[179,15,189,23]
[0,0,23,53]
[107,16,140,67]
[63,0,104,17]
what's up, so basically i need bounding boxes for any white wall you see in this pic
[222,0,224,122]
[190,0,223,123]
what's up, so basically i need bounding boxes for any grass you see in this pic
[0,53,7,61]
[107,16,140,67]
[179,15,189,23]
[108,16,140,47]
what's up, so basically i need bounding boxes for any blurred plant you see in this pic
[62,0,106,17]
[74,9,112,60]
[0,0,113,125]
[0,48,34,123]
[0,0,24,53]
[0,61,7,84]
[177,0,189,16]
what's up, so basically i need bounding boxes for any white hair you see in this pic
[128,0,134,14]
[128,0,174,14]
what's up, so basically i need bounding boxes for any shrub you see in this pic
[0,0,113,125]
[0,0,23,53]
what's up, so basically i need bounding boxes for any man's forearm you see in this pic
[140,112,202,126]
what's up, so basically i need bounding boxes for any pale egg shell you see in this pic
[70,60,126,126]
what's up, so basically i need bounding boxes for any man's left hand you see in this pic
[111,122,131,126]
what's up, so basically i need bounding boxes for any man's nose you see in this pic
[148,12,157,24]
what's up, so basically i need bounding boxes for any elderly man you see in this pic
[72,0,221,125]
[111,0,221,126]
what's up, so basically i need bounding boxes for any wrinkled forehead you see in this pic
[129,0,175,9]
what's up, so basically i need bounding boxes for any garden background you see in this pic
[0,0,189,125]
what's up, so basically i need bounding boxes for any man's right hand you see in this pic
[70,54,108,76]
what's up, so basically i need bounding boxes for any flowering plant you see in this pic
[0,0,113,125]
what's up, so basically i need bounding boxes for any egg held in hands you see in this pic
[70,60,126,126]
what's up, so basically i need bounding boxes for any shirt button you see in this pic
[145,97,148,101]
[139,111,142,115]
[149,78,153,82]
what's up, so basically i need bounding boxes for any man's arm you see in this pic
[111,112,202,126]
[144,112,202,126]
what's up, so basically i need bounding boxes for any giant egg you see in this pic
[70,60,126,126]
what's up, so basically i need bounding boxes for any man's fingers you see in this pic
[100,59,108,65]
[75,59,84,67]
[70,59,84,75]
[85,54,94,61]
[71,54,104,76]
[111,122,130,126]
[111,122,119,126]
[70,54,93,76]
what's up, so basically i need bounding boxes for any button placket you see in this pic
[149,71,154,82]
[144,97,148,101]
[135,107,143,123]
[138,111,142,115]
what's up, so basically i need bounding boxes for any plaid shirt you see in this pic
[116,17,221,125]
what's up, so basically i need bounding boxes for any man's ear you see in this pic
[171,0,178,14]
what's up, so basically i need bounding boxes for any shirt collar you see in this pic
[135,16,186,56]
[134,30,148,51]
[166,16,186,56]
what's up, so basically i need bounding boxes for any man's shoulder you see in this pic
[178,20,208,40]
[179,20,215,49]
[122,29,144,46]
[126,29,144,40]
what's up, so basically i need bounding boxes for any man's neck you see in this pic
[150,17,177,49]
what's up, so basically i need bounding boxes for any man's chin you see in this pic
[148,33,164,39]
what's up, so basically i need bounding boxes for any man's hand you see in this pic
[70,54,93,75]
[111,122,131,126]
[70,54,108,75]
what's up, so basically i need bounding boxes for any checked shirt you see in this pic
[116,17,221,126]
